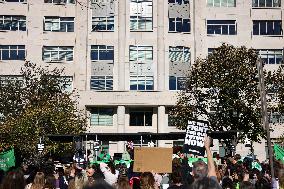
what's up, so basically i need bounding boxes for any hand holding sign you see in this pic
[204,135,211,150]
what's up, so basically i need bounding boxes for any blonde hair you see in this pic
[31,172,45,189]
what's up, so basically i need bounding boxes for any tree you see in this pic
[0,62,86,158]
[266,65,284,143]
[170,44,265,142]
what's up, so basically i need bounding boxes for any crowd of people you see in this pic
[0,136,283,189]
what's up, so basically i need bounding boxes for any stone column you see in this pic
[118,0,126,90]
[157,106,166,147]
[117,106,125,152]
[157,0,165,91]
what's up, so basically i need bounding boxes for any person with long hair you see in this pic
[44,174,56,189]
[140,172,158,189]
[0,170,26,189]
[25,172,45,189]
[115,176,131,189]
[168,171,186,189]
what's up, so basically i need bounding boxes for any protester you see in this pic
[115,175,131,189]
[168,171,186,189]
[56,167,68,189]
[190,136,222,189]
[140,172,158,189]
[100,161,119,185]
[0,170,26,189]
[25,171,45,189]
[1,136,284,189]
[44,174,56,189]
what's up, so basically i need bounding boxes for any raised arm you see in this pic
[204,136,217,177]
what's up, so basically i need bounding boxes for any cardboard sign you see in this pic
[134,147,172,173]
[184,120,209,156]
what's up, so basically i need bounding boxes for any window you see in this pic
[0,75,23,87]
[91,46,114,91]
[130,0,153,31]
[130,76,154,90]
[129,45,153,61]
[92,16,114,32]
[269,112,284,124]
[44,0,75,4]
[207,20,237,35]
[208,48,217,55]
[207,0,236,7]
[129,108,153,126]
[258,49,283,64]
[129,45,154,91]
[59,76,73,92]
[253,20,282,35]
[168,0,189,4]
[0,16,26,31]
[252,0,281,7]
[42,46,73,62]
[2,0,26,2]
[91,45,114,61]
[166,107,175,126]
[169,76,186,90]
[169,46,190,63]
[169,18,190,33]
[0,45,25,60]
[90,76,113,90]
[44,17,74,32]
[90,107,113,126]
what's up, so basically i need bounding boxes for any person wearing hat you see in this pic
[190,136,222,189]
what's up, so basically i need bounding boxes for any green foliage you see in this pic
[266,65,284,143]
[0,62,86,158]
[170,44,265,142]
[266,65,284,112]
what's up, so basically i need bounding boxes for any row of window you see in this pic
[0,45,191,63]
[1,45,281,65]
[2,16,282,36]
[208,20,282,36]
[90,107,173,127]
[208,0,281,7]
[0,73,181,92]
[209,48,283,64]
[91,106,284,126]
[90,75,185,91]
[0,45,282,91]
[2,0,282,8]
[0,75,73,92]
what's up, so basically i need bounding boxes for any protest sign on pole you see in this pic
[0,148,16,172]
[183,119,209,156]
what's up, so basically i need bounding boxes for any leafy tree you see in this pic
[170,44,265,142]
[0,62,86,158]
[266,65,284,142]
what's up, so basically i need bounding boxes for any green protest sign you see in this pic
[274,144,284,163]
[252,162,262,171]
[0,148,15,172]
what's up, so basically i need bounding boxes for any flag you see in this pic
[252,162,262,171]
[274,144,284,163]
[0,148,16,172]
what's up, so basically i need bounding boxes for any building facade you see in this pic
[0,0,283,160]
